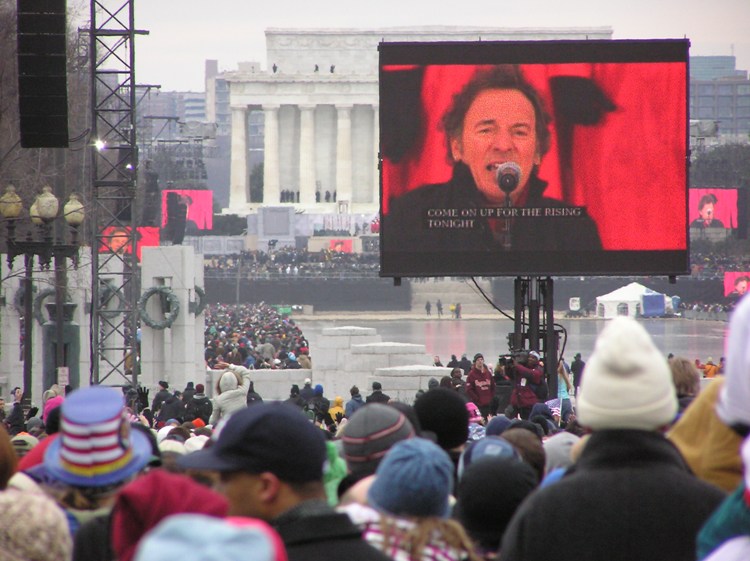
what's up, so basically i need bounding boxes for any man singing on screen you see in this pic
[384,65,602,252]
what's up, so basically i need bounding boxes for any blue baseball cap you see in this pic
[178,403,326,482]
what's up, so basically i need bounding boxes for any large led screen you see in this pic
[98,226,160,261]
[161,189,213,234]
[379,40,690,277]
[689,188,738,230]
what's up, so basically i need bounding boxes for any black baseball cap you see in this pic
[178,403,326,482]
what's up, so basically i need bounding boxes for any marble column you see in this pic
[372,105,380,205]
[262,104,281,204]
[229,106,248,209]
[299,104,316,205]
[335,104,353,204]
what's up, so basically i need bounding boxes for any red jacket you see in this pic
[511,363,543,408]
[466,365,496,407]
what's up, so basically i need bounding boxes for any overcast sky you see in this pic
[129,0,750,92]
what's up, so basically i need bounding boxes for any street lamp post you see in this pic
[0,185,84,407]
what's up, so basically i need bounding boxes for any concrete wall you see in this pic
[205,324,446,406]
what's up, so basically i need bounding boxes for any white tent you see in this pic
[595,282,665,319]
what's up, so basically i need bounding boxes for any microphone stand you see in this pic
[502,193,512,251]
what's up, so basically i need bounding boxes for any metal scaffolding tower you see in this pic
[88,0,147,387]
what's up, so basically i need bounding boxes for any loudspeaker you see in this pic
[16,0,69,148]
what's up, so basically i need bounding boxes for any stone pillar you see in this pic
[229,106,248,210]
[299,104,316,205]
[140,246,205,391]
[263,104,281,204]
[372,105,380,205]
[335,104,353,204]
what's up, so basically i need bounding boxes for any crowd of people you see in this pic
[3,294,750,560]
[203,303,311,371]
[203,248,380,279]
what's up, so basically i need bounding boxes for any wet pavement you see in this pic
[296,315,727,365]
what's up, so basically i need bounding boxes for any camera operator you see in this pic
[508,350,545,420]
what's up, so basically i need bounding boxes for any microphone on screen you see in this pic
[493,162,522,194]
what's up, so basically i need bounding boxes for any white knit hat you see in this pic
[717,294,750,429]
[577,317,677,431]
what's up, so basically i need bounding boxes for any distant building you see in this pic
[208,26,614,214]
[689,56,750,140]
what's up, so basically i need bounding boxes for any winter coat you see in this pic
[272,500,393,561]
[345,395,365,418]
[298,354,312,370]
[5,402,25,436]
[209,367,251,425]
[151,389,171,414]
[668,377,744,492]
[499,429,727,561]
[510,362,543,409]
[466,365,495,408]
[156,396,185,425]
[184,394,213,424]
[328,397,345,422]
[366,390,390,404]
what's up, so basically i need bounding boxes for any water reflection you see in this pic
[298,318,727,364]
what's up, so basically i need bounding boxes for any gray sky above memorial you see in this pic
[128,0,749,91]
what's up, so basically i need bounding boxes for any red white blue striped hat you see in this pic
[44,386,151,487]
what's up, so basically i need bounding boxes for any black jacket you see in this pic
[156,396,185,424]
[499,429,726,561]
[383,163,602,275]
[184,394,213,424]
[272,500,392,561]
[365,390,390,404]
[386,163,602,252]
[5,402,26,436]
[151,388,171,414]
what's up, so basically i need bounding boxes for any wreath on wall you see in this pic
[193,286,207,316]
[33,288,70,326]
[99,279,126,319]
[138,286,180,330]
[13,285,32,316]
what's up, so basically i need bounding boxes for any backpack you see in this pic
[186,397,212,424]
[529,375,549,401]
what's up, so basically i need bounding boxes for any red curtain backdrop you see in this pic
[382,62,688,251]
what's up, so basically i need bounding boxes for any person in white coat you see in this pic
[210,361,252,425]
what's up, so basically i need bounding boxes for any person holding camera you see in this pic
[509,351,545,420]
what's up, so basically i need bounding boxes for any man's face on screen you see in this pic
[699,203,714,222]
[736,280,747,295]
[451,88,540,205]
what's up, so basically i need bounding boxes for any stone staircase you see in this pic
[410,278,495,316]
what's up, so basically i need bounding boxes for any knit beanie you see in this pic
[577,316,678,431]
[113,470,228,561]
[453,457,538,550]
[368,438,454,518]
[0,489,72,561]
[341,404,415,476]
[457,436,520,480]
[314,384,324,396]
[486,415,513,436]
[543,431,581,473]
[134,514,287,561]
[413,388,469,449]
[718,294,750,429]
[195,384,205,394]
[428,377,439,390]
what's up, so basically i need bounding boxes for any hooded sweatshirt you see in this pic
[210,366,251,425]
